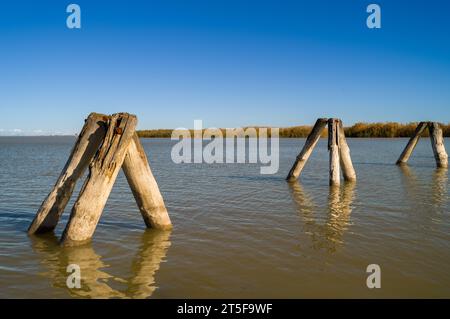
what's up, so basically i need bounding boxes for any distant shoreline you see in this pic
[137,122,450,138]
[1,122,449,138]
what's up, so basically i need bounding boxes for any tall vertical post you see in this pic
[337,120,356,182]
[328,118,341,186]
[396,122,428,165]
[122,134,172,230]
[428,122,448,168]
[28,113,108,234]
[61,113,138,245]
[286,118,328,181]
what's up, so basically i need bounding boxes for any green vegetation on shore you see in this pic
[137,122,450,138]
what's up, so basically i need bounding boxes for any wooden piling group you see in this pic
[287,118,356,186]
[28,115,448,245]
[396,122,448,168]
[28,112,172,246]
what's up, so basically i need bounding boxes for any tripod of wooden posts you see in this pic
[396,122,448,168]
[28,112,172,246]
[286,118,356,186]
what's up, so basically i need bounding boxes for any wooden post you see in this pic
[396,122,427,165]
[28,113,108,234]
[328,118,340,186]
[61,113,138,245]
[122,134,172,230]
[286,118,328,181]
[428,122,448,168]
[337,120,356,182]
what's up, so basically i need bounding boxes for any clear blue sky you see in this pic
[1,0,449,135]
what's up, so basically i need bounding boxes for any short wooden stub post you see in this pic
[396,121,448,168]
[286,118,356,186]
[29,112,172,246]
[429,122,448,168]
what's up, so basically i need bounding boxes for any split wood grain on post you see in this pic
[429,122,448,168]
[328,118,341,186]
[61,113,138,245]
[28,113,108,235]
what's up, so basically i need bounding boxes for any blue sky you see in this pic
[0,0,449,135]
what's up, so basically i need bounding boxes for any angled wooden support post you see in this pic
[286,118,328,182]
[328,118,341,186]
[396,122,428,165]
[428,122,448,168]
[287,118,356,186]
[28,113,108,234]
[122,133,172,230]
[338,120,356,182]
[61,113,138,245]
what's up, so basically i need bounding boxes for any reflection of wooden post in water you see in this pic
[29,112,172,246]
[327,183,355,238]
[28,113,108,234]
[63,245,127,298]
[30,234,126,298]
[287,118,356,186]
[396,122,448,168]
[31,230,171,298]
[288,182,355,252]
[432,168,448,208]
[128,230,172,298]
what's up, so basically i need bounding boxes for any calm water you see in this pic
[0,137,449,298]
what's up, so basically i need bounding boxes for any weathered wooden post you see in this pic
[286,118,356,186]
[60,113,138,245]
[328,118,341,186]
[29,112,173,246]
[338,120,356,182]
[286,118,328,182]
[396,122,427,165]
[428,122,448,168]
[28,113,108,234]
[122,133,172,230]
[396,121,448,168]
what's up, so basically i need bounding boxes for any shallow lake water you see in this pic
[0,137,449,298]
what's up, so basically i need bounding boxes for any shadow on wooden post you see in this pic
[29,112,172,246]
